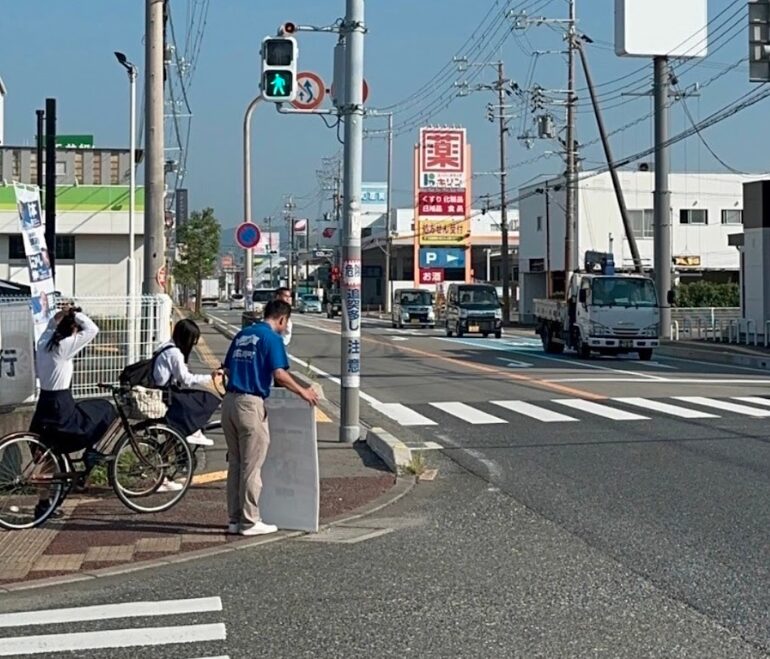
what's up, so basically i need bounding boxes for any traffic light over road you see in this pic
[261,36,298,102]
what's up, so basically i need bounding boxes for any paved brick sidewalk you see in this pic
[0,323,397,587]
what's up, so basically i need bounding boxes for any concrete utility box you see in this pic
[741,180,770,328]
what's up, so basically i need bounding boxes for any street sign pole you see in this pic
[340,0,365,443]
[243,95,265,309]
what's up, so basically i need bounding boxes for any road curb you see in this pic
[0,475,415,595]
[365,427,413,474]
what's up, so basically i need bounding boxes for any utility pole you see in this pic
[284,196,296,291]
[143,0,165,294]
[564,0,578,280]
[35,110,44,194]
[384,112,394,313]
[654,56,672,339]
[266,216,273,287]
[340,0,365,443]
[44,98,56,278]
[456,61,517,314]
[497,61,511,322]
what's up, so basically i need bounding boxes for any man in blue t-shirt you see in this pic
[222,299,318,536]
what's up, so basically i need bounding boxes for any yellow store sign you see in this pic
[418,218,470,246]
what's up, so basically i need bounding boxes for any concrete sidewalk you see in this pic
[657,338,770,371]
[0,321,400,591]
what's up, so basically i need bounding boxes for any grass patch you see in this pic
[405,452,428,477]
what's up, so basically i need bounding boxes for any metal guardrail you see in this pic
[667,308,770,350]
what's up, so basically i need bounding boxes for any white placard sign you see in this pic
[261,388,319,532]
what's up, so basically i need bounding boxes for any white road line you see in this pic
[372,403,437,426]
[0,597,222,629]
[612,397,718,419]
[0,624,227,657]
[553,399,649,421]
[287,355,379,406]
[490,400,577,423]
[545,377,770,384]
[674,396,770,417]
[491,400,578,423]
[733,396,770,408]
[430,402,507,425]
[658,354,770,374]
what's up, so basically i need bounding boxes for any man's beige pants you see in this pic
[221,392,270,528]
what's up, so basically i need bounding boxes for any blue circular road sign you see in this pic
[235,222,261,249]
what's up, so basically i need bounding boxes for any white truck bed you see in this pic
[534,298,566,323]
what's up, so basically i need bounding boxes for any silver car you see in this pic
[392,288,435,329]
[298,293,322,314]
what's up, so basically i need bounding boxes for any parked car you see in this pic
[298,293,322,314]
[392,288,435,329]
[229,293,245,310]
[325,293,342,318]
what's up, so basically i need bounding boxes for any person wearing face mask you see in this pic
[221,299,318,536]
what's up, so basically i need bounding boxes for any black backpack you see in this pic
[118,345,174,388]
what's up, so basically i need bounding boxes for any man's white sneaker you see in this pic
[186,431,214,447]
[227,522,240,535]
[239,521,278,536]
[157,478,184,492]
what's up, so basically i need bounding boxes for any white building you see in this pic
[518,171,757,321]
[0,184,143,298]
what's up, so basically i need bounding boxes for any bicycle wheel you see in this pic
[110,425,193,513]
[0,433,65,530]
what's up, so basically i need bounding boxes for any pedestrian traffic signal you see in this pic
[261,36,298,102]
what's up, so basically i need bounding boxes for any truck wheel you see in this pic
[541,327,553,353]
[638,348,653,361]
[577,334,591,359]
[445,321,453,337]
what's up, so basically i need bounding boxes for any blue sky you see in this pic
[0,1,763,250]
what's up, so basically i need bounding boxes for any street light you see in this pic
[115,51,138,362]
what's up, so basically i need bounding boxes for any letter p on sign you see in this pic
[426,251,437,265]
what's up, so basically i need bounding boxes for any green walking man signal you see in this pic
[261,35,298,102]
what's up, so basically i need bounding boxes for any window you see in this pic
[536,216,543,232]
[680,209,708,225]
[8,235,75,260]
[721,209,743,225]
[55,161,67,177]
[628,209,654,238]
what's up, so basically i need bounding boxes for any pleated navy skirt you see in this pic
[30,389,118,452]
[164,389,220,437]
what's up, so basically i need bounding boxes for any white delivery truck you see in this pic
[534,251,662,361]
[200,278,220,307]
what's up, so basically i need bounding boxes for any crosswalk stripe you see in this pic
[491,400,578,423]
[0,624,227,657]
[430,402,507,425]
[733,396,770,408]
[0,597,223,628]
[553,399,649,421]
[612,397,718,419]
[674,396,770,418]
[372,403,437,426]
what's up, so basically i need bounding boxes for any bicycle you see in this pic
[0,383,195,530]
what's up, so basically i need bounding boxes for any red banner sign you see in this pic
[418,191,468,216]
[419,268,444,285]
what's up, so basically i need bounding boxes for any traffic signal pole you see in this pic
[339,0,365,443]
[243,94,265,308]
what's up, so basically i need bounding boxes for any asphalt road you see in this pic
[1,308,767,658]
[212,309,770,653]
